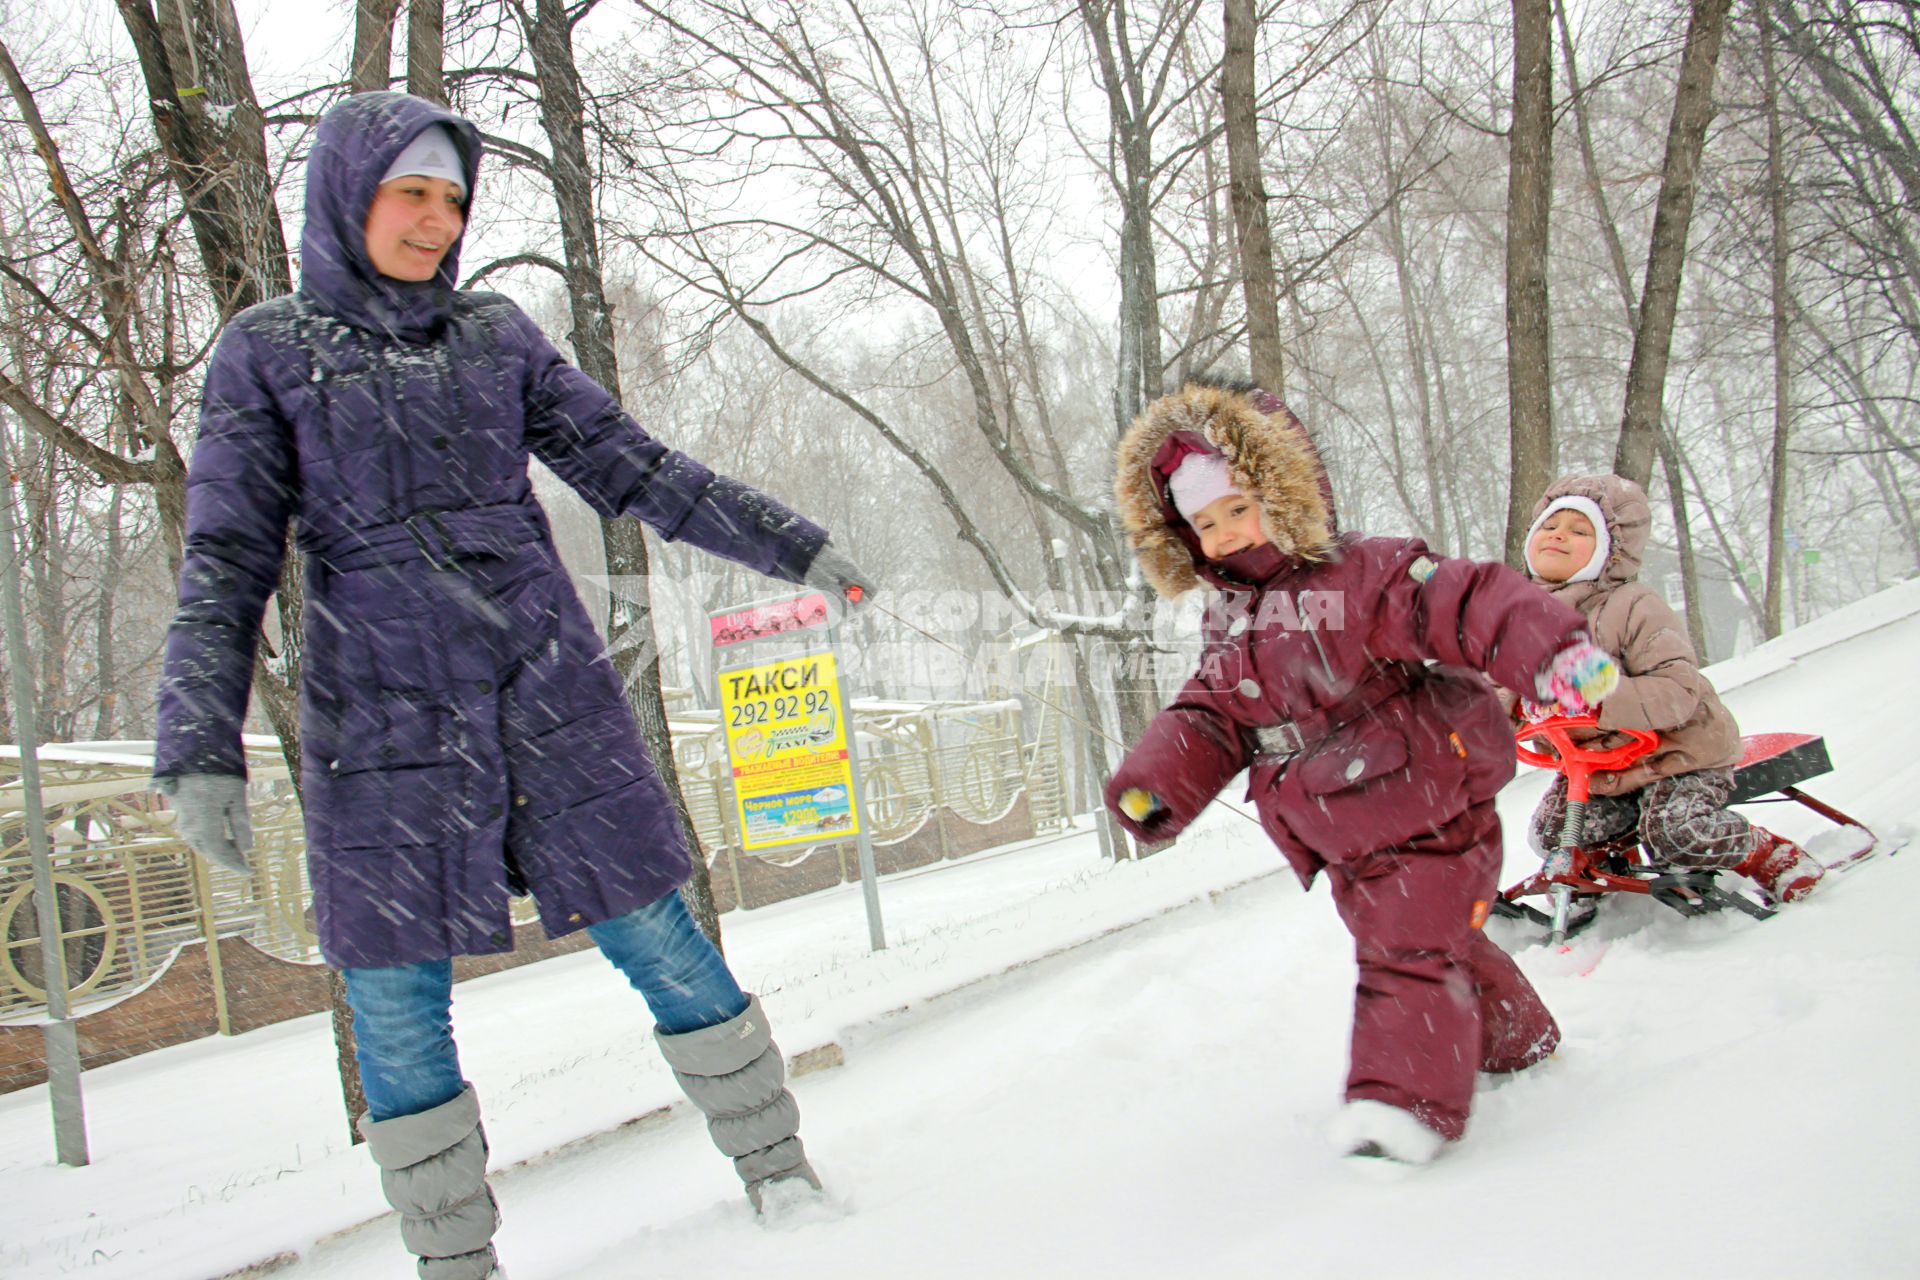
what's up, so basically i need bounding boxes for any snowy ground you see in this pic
[4,581,1919,1280]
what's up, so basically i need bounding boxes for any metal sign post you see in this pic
[0,465,89,1165]
[709,590,885,952]
[827,613,885,953]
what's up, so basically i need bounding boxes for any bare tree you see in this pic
[352,0,403,94]
[1555,0,1712,656]
[1221,0,1285,395]
[1613,0,1736,487]
[1505,0,1554,564]
[619,0,1185,850]
[1757,0,1793,637]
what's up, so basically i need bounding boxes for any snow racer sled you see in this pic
[1492,715,1882,944]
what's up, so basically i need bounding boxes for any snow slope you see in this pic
[4,581,1918,1280]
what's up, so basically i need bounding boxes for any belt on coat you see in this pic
[1248,662,1415,761]
[307,503,546,573]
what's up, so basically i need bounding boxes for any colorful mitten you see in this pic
[1537,641,1620,716]
[1117,788,1164,823]
[1517,697,1558,724]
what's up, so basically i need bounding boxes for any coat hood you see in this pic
[1113,382,1336,598]
[1527,473,1650,588]
[300,92,484,341]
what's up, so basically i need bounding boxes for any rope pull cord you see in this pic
[860,599,1267,833]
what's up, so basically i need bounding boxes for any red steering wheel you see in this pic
[1516,714,1660,803]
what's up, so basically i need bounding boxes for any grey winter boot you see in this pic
[357,1084,507,1280]
[654,994,821,1210]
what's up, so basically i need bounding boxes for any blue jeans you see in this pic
[341,890,750,1122]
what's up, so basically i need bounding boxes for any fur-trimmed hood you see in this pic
[1113,382,1337,599]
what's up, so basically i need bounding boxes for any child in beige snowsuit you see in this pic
[1519,474,1823,903]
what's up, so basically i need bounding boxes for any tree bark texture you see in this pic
[521,0,725,947]
[351,0,402,95]
[1505,0,1555,566]
[1222,0,1286,396]
[1759,0,1792,637]
[407,0,447,105]
[1613,0,1735,488]
[112,0,293,321]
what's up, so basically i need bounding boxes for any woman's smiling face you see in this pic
[363,176,464,282]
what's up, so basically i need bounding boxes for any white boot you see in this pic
[1329,1100,1446,1166]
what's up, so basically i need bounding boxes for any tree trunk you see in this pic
[521,0,725,947]
[1759,0,1792,638]
[1222,0,1286,396]
[114,0,359,1140]
[1505,0,1555,566]
[1656,433,1712,660]
[1556,3,1710,653]
[1613,0,1735,488]
[407,0,447,105]
[351,0,401,95]
[93,489,125,738]
[1080,0,1168,430]
[113,0,293,321]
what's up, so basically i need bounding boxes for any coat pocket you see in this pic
[366,616,449,695]
[1416,668,1518,803]
[1292,721,1409,795]
[1274,711,1466,861]
[316,691,456,851]
[303,614,460,853]
[334,692,448,774]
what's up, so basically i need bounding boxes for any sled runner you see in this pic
[1492,717,1882,942]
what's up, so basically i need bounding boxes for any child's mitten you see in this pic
[1536,640,1620,716]
[1103,775,1172,837]
[1516,696,1558,724]
[1116,788,1164,823]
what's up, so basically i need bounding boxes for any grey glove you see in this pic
[155,774,253,875]
[803,542,877,614]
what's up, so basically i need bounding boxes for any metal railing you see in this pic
[1,698,1069,1023]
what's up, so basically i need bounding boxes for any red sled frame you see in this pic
[1493,727,1879,936]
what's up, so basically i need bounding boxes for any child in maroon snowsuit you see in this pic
[1104,379,1619,1164]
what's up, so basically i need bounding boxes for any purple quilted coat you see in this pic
[154,93,827,968]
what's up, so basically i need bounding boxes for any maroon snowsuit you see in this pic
[1106,383,1588,1141]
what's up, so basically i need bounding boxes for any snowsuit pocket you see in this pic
[1412,668,1517,804]
[1275,710,1467,862]
[1293,723,1409,795]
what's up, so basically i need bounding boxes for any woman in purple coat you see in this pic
[1105,379,1619,1167]
[153,92,870,1278]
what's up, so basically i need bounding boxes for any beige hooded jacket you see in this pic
[1523,474,1741,795]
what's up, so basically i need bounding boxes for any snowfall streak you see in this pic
[724,661,823,699]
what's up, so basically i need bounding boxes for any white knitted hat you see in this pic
[1167,452,1241,523]
[380,125,467,197]
[1524,495,1611,583]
